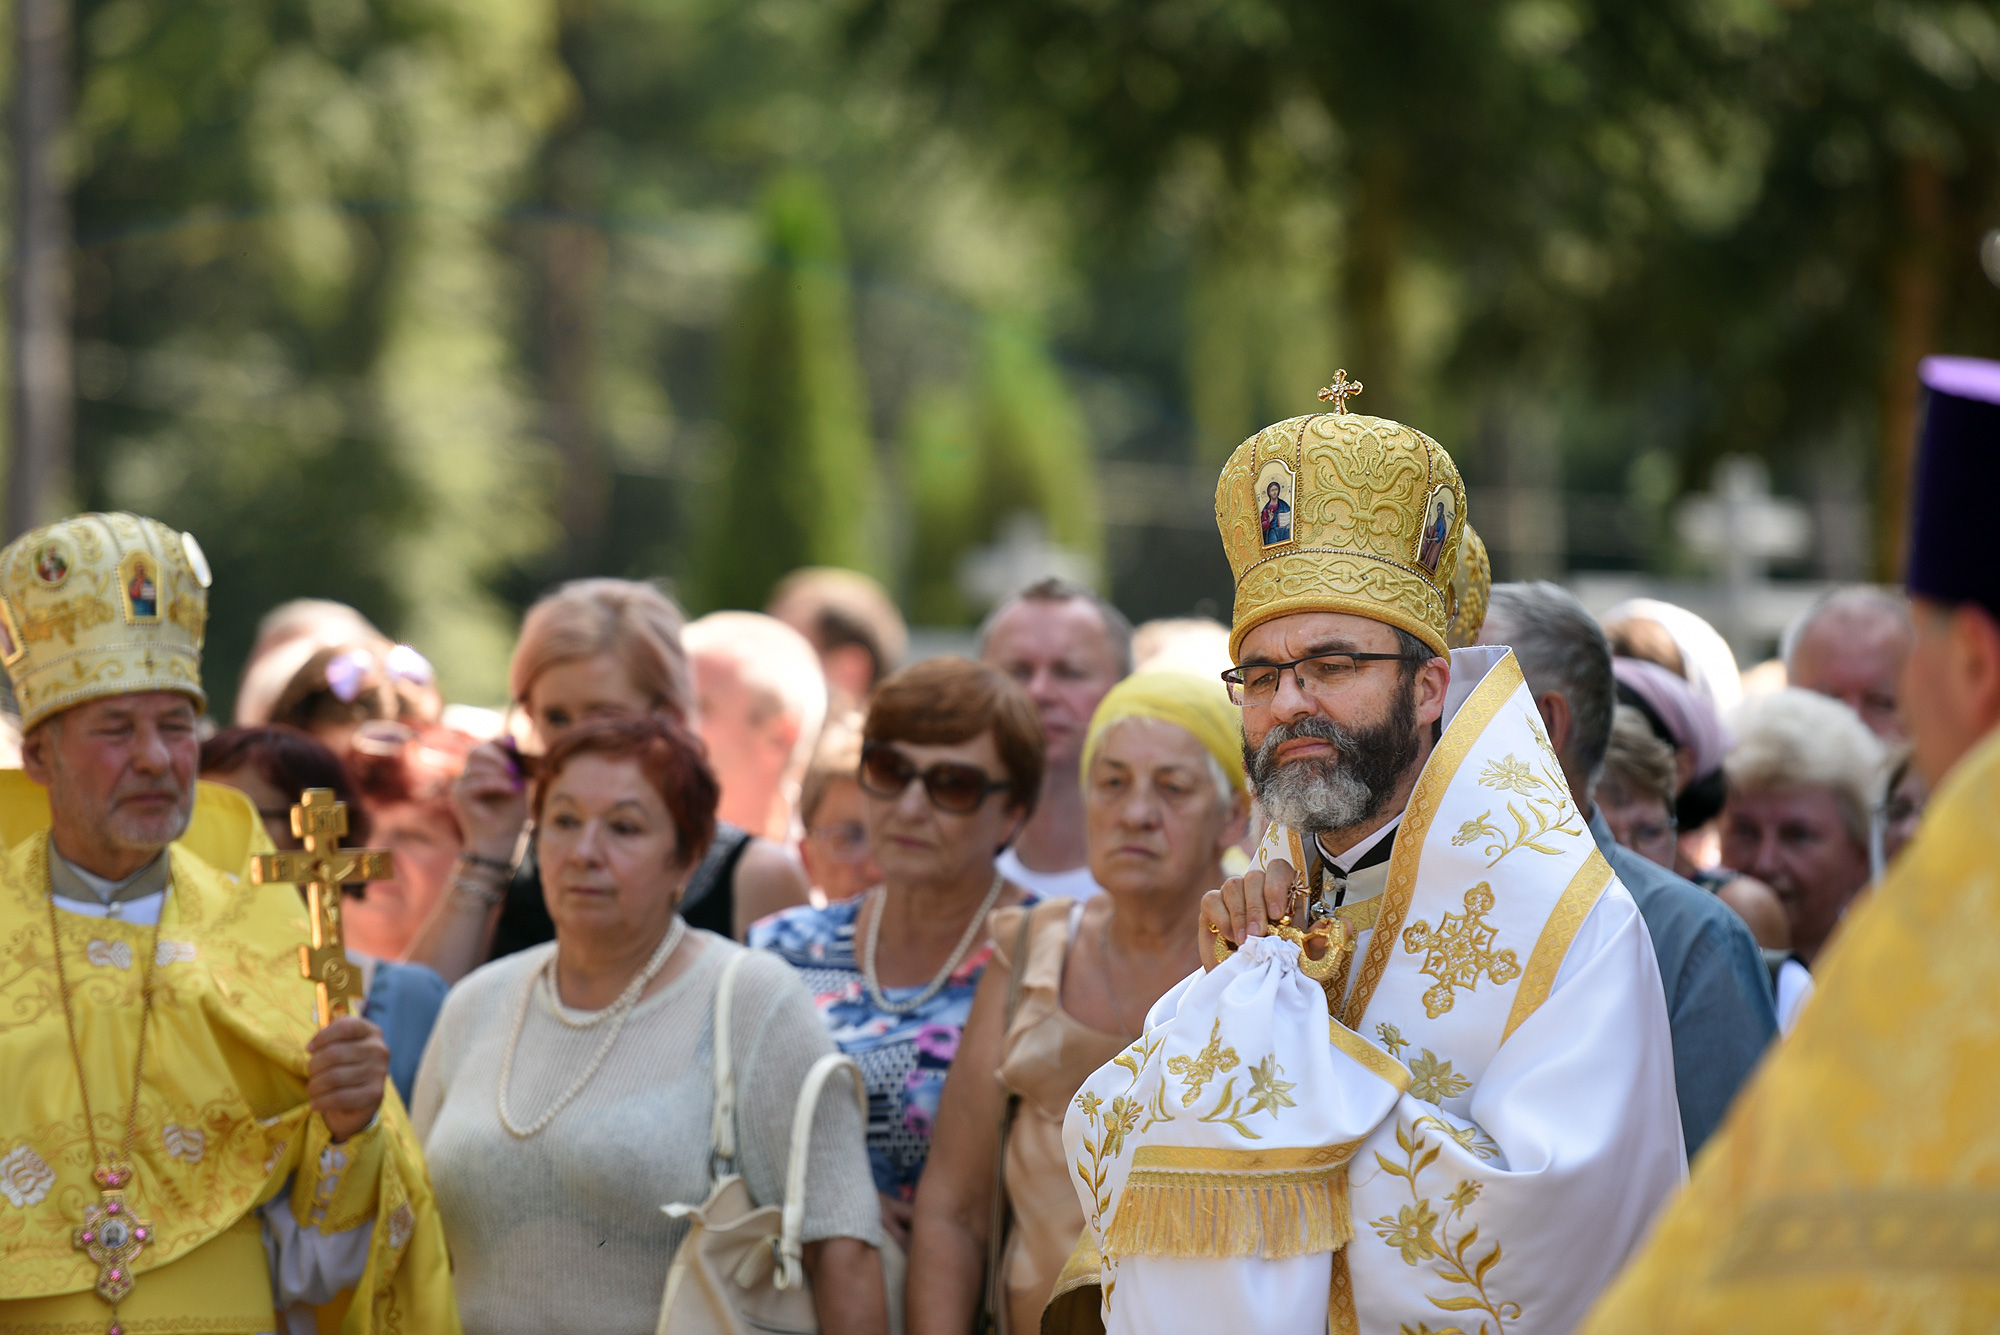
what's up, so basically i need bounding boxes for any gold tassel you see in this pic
[1104,1168,1351,1260]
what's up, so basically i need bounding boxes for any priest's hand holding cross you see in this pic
[252,788,395,1142]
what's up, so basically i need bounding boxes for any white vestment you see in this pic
[1062,647,1684,1335]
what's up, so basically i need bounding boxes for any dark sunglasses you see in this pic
[859,743,1009,814]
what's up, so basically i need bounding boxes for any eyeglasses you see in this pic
[859,743,1009,814]
[1220,652,1415,706]
[806,819,872,863]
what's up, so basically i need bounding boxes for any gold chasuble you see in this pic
[1581,723,2000,1331]
[0,833,458,1333]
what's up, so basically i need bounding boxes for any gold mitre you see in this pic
[0,512,212,730]
[1446,522,1491,649]
[1216,372,1467,658]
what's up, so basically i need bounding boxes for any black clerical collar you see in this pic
[1309,816,1400,910]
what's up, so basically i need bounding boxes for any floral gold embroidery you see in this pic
[1376,1022,1411,1058]
[1402,884,1522,1019]
[162,1123,206,1164]
[1416,1114,1499,1161]
[1074,1035,1160,1237]
[388,1201,416,1250]
[1373,1120,1520,1331]
[1245,1054,1297,1118]
[1451,752,1583,867]
[1166,1018,1239,1106]
[1408,1051,1472,1106]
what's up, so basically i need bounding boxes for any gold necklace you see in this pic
[46,883,167,1335]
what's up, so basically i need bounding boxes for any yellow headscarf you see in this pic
[1081,671,1246,794]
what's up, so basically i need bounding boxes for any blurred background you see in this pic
[4,0,1999,712]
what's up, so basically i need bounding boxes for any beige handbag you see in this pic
[657,951,869,1335]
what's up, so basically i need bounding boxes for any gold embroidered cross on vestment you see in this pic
[250,789,395,1028]
[1401,882,1521,1018]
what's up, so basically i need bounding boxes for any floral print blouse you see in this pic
[751,892,1035,1200]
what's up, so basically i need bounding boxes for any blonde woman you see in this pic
[408,579,808,981]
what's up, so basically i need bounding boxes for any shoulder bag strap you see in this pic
[978,904,1041,1332]
[709,948,753,1180]
[774,1052,867,1291]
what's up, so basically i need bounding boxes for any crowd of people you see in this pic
[1,355,1994,1335]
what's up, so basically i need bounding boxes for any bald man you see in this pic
[1783,586,1913,740]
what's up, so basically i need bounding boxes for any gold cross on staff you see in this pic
[249,788,395,1029]
[1317,369,1364,414]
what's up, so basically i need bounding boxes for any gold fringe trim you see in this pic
[1105,1166,1351,1260]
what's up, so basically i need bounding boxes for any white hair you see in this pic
[684,611,829,777]
[1725,688,1886,843]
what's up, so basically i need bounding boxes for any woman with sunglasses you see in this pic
[752,657,1043,1263]
[906,673,1249,1335]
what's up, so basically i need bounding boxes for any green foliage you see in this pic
[903,316,1097,623]
[692,173,880,612]
[68,0,567,708]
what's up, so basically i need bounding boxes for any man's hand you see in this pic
[307,1015,390,1142]
[1197,858,1296,971]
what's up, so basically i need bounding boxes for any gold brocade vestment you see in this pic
[1581,725,2000,1332]
[0,830,459,1335]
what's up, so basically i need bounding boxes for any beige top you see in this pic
[411,934,881,1335]
[989,901,1129,1335]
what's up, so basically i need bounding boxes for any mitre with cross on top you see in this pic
[249,788,395,1029]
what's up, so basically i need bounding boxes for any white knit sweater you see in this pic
[411,933,881,1335]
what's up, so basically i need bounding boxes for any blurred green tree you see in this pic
[65,0,567,709]
[691,173,881,612]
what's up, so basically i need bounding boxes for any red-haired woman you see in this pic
[411,715,885,1334]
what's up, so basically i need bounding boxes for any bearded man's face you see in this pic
[1232,612,1445,839]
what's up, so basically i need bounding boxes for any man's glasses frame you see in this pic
[858,743,1010,814]
[1220,651,1417,706]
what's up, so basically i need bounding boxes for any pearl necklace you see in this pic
[496,915,686,1137]
[860,872,1007,1016]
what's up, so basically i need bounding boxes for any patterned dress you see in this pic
[752,891,1036,1200]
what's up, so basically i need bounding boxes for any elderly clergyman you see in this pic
[0,514,455,1333]
[1052,385,1682,1335]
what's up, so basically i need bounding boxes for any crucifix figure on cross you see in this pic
[249,788,395,1029]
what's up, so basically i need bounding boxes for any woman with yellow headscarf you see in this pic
[907,673,1250,1335]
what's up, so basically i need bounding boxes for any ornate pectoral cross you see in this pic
[73,1163,149,1323]
[250,788,395,1029]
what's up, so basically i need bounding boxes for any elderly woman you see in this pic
[905,673,1249,1335]
[1719,688,1885,1034]
[752,658,1042,1250]
[412,714,885,1334]
[1594,704,1681,870]
[800,712,883,904]
[409,578,808,981]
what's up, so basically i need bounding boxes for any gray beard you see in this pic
[1243,680,1421,841]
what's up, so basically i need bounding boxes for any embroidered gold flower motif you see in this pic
[0,1144,54,1208]
[1416,1115,1499,1161]
[1376,1022,1410,1057]
[1075,1091,1102,1118]
[388,1201,416,1250]
[1101,1096,1142,1158]
[1408,1050,1471,1106]
[1165,1018,1239,1106]
[1372,1200,1439,1265]
[1447,1179,1482,1217]
[1245,1054,1297,1118]
[1478,756,1540,794]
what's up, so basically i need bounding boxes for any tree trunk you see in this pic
[543,217,608,575]
[1343,140,1402,419]
[1876,156,1944,580]
[7,0,73,538]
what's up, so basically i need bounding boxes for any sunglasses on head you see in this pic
[859,743,1008,814]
